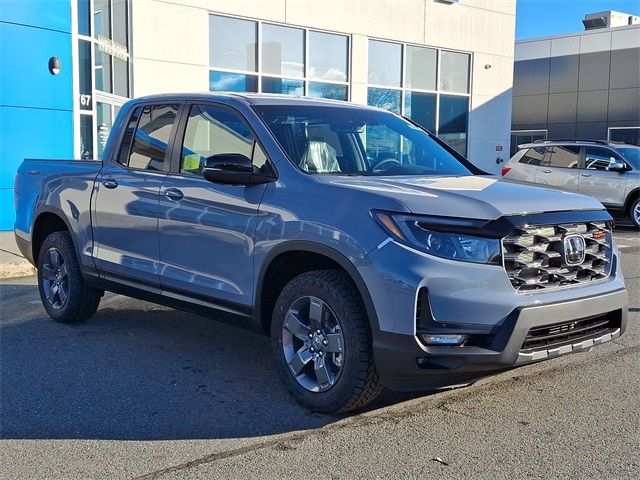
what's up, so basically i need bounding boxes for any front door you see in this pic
[579,146,629,207]
[533,145,581,193]
[93,103,179,285]
[158,103,271,309]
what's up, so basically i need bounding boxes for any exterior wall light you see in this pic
[484,64,492,69]
[48,57,61,75]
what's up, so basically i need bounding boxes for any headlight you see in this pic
[371,210,502,265]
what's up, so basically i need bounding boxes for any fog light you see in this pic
[420,334,468,346]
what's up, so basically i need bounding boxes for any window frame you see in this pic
[168,101,278,180]
[540,145,583,170]
[208,12,351,101]
[366,37,472,155]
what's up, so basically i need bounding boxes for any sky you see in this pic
[516,0,640,40]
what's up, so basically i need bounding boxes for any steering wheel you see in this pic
[370,157,401,172]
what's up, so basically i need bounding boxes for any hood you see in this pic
[320,175,604,220]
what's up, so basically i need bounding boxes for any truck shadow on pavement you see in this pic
[0,283,416,441]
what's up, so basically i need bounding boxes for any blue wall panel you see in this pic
[0,1,73,231]
[0,22,73,110]
[0,0,71,33]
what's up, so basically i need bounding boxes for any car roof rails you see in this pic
[532,138,612,145]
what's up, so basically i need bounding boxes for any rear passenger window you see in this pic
[519,147,547,166]
[543,146,580,169]
[585,147,620,171]
[126,104,179,171]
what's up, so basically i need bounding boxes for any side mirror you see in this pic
[202,153,275,185]
[609,161,627,172]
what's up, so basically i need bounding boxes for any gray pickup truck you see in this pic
[14,94,628,412]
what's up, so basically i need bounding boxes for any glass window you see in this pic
[308,82,348,101]
[262,77,304,95]
[439,95,468,134]
[617,146,640,168]
[406,46,436,91]
[93,0,110,38]
[128,104,178,171]
[544,146,581,169]
[440,51,470,93]
[209,71,258,92]
[97,102,112,159]
[117,107,140,166]
[609,127,640,146]
[404,91,436,132]
[255,104,473,176]
[113,58,129,97]
[78,0,90,36]
[519,147,547,165]
[112,0,128,47]
[78,39,92,110]
[308,31,348,82]
[94,46,112,93]
[584,147,620,171]
[262,24,304,78]
[368,88,401,114]
[209,15,257,72]
[510,131,547,156]
[180,105,255,176]
[368,40,402,87]
[80,115,94,160]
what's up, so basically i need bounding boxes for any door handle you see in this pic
[163,188,184,201]
[541,169,552,174]
[101,179,118,189]
[581,173,592,177]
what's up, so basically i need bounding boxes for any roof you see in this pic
[518,139,638,149]
[128,92,368,109]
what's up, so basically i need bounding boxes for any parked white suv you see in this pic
[501,140,640,228]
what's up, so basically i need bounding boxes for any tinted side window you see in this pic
[545,146,580,168]
[585,147,621,171]
[116,107,141,166]
[180,104,266,176]
[128,104,179,171]
[519,147,547,166]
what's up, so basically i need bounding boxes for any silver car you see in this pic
[501,140,640,228]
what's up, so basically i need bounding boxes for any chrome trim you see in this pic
[516,328,620,364]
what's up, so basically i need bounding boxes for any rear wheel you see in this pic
[271,270,382,413]
[37,231,102,323]
[630,197,640,229]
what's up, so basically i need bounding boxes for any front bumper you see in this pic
[373,288,627,391]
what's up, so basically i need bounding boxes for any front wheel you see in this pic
[271,270,382,413]
[630,197,640,229]
[37,231,103,323]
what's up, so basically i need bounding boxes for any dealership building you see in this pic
[0,0,516,231]
[511,10,640,154]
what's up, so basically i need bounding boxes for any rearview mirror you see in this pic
[202,153,275,185]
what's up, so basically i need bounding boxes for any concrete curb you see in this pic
[0,262,36,280]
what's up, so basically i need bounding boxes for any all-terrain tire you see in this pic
[271,269,382,413]
[37,231,103,323]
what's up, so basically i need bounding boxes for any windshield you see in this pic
[254,105,473,176]
[618,147,640,169]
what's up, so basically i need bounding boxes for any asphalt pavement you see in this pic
[0,229,638,479]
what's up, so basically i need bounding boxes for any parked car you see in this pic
[501,140,640,228]
[14,94,628,412]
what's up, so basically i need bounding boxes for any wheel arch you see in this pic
[255,241,379,336]
[32,208,78,265]
[624,188,640,215]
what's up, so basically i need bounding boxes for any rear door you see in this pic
[505,147,545,185]
[157,103,271,310]
[93,103,180,285]
[579,146,629,207]
[533,145,581,193]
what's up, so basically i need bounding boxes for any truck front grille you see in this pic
[502,222,612,292]
[521,311,621,352]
